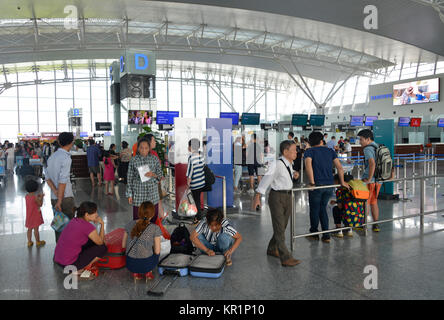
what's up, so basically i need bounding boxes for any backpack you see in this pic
[170,223,194,255]
[201,164,215,192]
[348,179,370,200]
[369,144,393,181]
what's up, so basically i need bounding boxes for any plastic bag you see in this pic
[51,209,70,232]
[178,188,198,217]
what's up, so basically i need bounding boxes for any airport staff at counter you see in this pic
[252,140,301,267]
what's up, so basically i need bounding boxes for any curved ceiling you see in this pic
[0,0,441,84]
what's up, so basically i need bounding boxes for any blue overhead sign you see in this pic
[119,49,156,76]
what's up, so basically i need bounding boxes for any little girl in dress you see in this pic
[25,179,45,248]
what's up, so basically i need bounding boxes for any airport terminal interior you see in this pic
[1,0,444,300]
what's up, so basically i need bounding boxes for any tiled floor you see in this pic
[1,171,444,300]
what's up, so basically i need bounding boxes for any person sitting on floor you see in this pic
[190,209,242,266]
[122,201,161,282]
[54,201,107,280]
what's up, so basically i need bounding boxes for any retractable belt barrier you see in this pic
[289,174,444,251]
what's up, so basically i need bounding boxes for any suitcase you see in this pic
[189,254,226,279]
[96,228,126,270]
[158,253,195,277]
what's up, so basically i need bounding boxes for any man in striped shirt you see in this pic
[187,138,206,221]
[190,209,243,266]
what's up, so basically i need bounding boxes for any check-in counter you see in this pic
[433,143,444,156]
[70,151,89,178]
[352,143,424,157]
[394,144,422,155]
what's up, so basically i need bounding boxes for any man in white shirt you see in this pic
[252,140,301,267]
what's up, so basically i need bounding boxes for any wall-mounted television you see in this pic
[365,116,378,126]
[398,117,410,127]
[410,118,422,127]
[350,116,364,127]
[241,113,260,125]
[220,112,239,125]
[291,114,308,126]
[156,111,179,125]
[393,78,440,105]
[438,118,444,128]
[128,110,153,125]
[308,115,325,126]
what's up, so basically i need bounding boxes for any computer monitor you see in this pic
[220,112,239,125]
[364,116,378,126]
[156,111,179,125]
[308,115,325,126]
[350,116,364,127]
[241,113,260,125]
[291,114,308,126]
[398,117,410,127]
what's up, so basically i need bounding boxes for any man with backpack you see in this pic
[357,129,383,232]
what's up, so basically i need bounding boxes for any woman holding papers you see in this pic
[126,138,163,221]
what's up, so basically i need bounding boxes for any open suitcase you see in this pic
[158,253,195,277]
[96,228,126,270]
[189,254,226,279]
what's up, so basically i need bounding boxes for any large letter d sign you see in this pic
[135,53,148,70]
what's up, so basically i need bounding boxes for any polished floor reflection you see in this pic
[1,171,444,300]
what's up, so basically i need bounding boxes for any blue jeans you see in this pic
[198,233,234,254]
[308,188,333,239]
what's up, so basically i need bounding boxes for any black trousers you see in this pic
[191,188,205,220]
[118,162,129,184]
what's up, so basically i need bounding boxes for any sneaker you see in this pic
[345,230,354,237]
[247,189,255,195]
[36,240,46,248]
[234,189,242,194]
[305,235,320,241]
[372,224,380,232]
[322,238,331,243]
[354,226,364,231]
[332,231,344,238]
[27,241,33,248]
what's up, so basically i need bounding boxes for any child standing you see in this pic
[330,174,364,238]
[103,151,116,196]
[25,179,46,248]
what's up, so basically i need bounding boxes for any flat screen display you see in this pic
[398,117,411,127]
[308,115,325,127]
[438,118,444,128]
[95,122,112,131]
[220,112,239,125]
[156,111,179,125]
[365,116,378,126]
[393,78,440,105]
[241,113,260,125]
[410,118,422,127]
[350,116,364,126]
[128,110,153,125]
[291,114,308,126]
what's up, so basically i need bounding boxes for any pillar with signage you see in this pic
[110,61,121,151]
[206,118,234,209]
[373,119,395,196]
[118,50,157,146]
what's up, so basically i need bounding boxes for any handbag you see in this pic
[51,209,70,232]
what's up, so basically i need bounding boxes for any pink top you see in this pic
[25,194,44,229]
[54,218,96,266]
[103,157,115,181]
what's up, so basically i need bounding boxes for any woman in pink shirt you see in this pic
[54,201,107,280]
